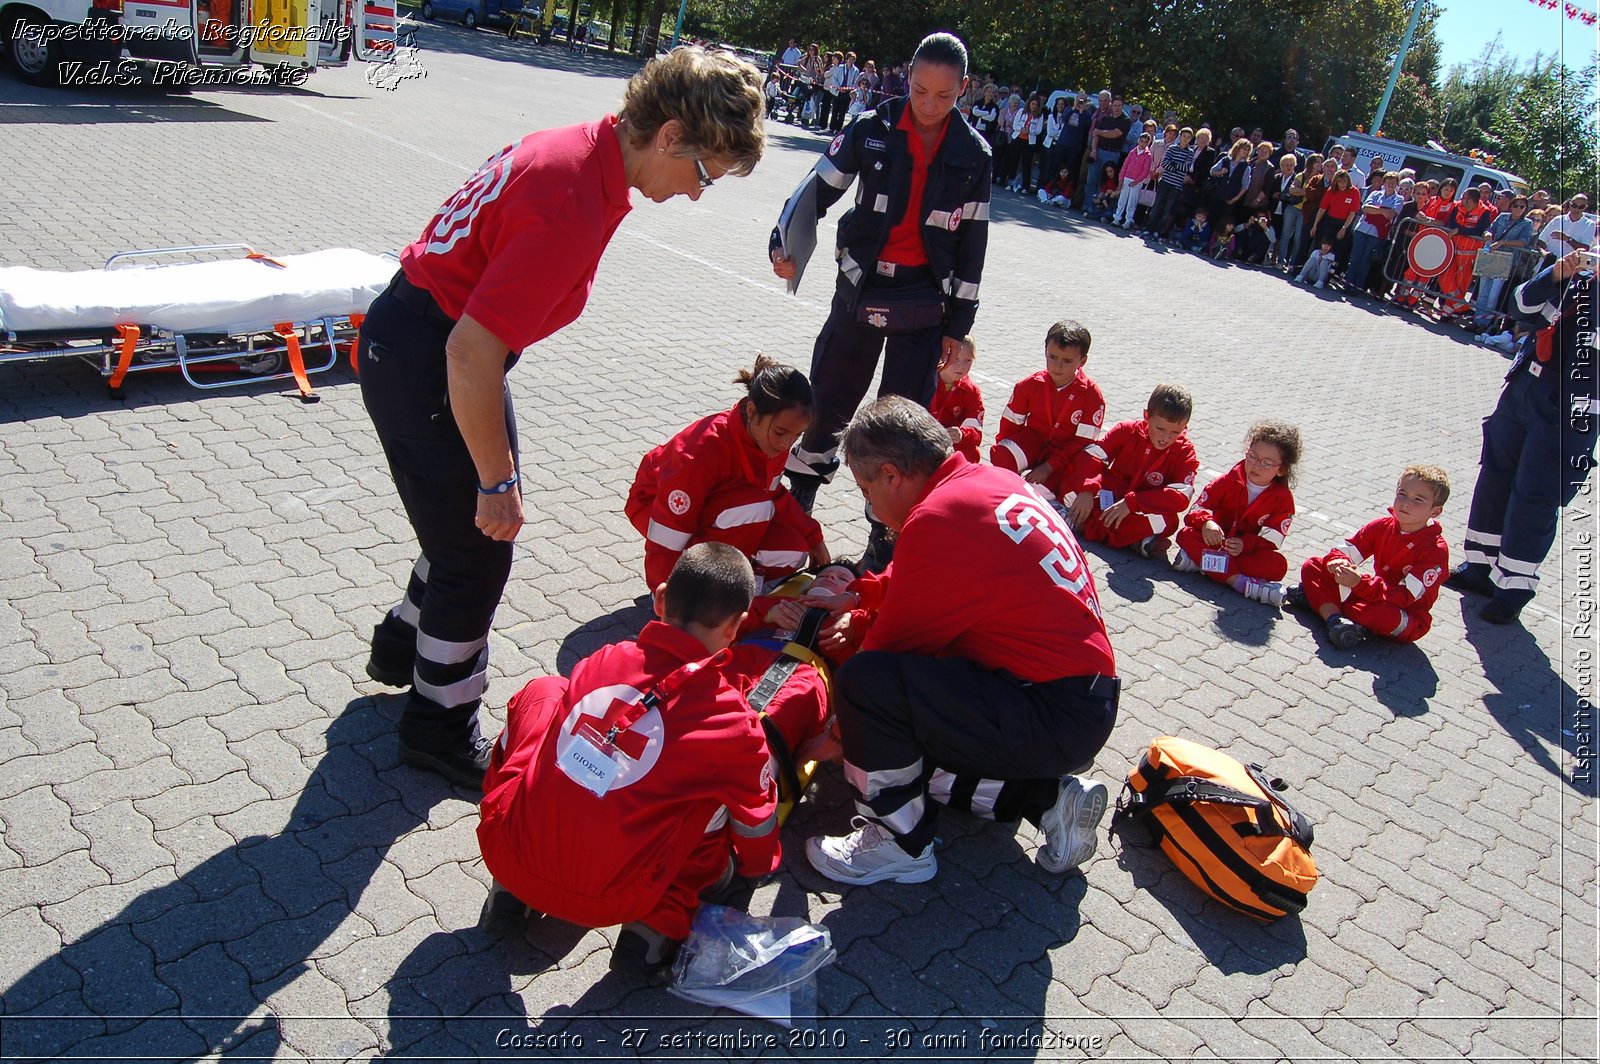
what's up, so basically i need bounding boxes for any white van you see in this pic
[1325,131,1529,193]
[3,0,394,86]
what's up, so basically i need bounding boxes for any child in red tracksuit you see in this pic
[1068,383,1198,558]
[1289,465,1451,649]
[991,320,1106,500]
[476,544,780,980]
[628,357,829,590]
[928,336,985,464]
[1173,420,1302,607]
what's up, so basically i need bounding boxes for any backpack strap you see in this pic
[1245,764,1316,848]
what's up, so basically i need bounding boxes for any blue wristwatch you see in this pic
[478,475,520,496]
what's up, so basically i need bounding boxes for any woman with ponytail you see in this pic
[627,357,831,589]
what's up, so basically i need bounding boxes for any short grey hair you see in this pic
[841,397,951,481]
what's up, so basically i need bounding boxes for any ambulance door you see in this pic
[197,0,251,64]
[248,0,321,70]
[316,0,351,65]
[120,0,200,64]
[351,0,397,63]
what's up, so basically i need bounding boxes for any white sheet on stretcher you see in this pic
[0,248,399,336]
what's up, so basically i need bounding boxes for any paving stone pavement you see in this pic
[0,27,1595,1063]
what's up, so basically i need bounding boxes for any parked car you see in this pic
[419,0,511,31]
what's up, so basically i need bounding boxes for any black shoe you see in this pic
[862,522,896,574]
[1282,584,1308,611]
[1480,597,1526,625]
[480,879,536,935]
[610,923,682,984]
[1326,615,1368,650]
[366,623,415,687]
[698,856,740,903]
[786,472,824,514]
[399,732,492,789]
[1445,562,1496,598]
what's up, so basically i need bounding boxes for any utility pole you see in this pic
[669,0,687,47]
[1372,0,1426,134]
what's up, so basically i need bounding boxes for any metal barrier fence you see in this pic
[1380,215,1545,323]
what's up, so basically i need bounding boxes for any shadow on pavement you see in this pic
[1282,604,1441,716]
[0,345,361,425]
[1110,827,1309,974]
[381,916,592,1058]
[1460,597,1593,796]
[0,696,456,1061]
[555,595,654,675]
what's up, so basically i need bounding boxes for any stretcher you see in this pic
[0,245,398,399]
[743,580,835,825]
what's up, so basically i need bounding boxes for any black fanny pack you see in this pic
[854,276,945,334]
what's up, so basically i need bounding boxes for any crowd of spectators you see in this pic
[763,37,1594,353]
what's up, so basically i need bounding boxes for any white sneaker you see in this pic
[1314,280,1326,289]
[1242,578,1286,607]
[806,817,937,885]
[1037,775,1108,874]
[1170,550,1201,573]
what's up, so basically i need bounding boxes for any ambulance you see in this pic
[3,0,395,86]
[1325,131,1529,194]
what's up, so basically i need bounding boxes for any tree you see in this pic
[1492,59,1598,198]
[1380,72,1442,144]
[718,0,1448,145]
[1436,38,1524,154]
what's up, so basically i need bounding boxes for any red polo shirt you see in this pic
[400,116,633,353]
[878,107,949,268]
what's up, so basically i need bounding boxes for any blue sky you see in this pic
[1434,0,1598,71]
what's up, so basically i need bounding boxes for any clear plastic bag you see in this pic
[669,904,836,1027]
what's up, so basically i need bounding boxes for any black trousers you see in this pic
[789,273,943,479]
[358,274,518,751]
[1462,368,1595,606]
[834,652,1119,854]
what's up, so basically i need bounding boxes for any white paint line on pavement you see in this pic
[619,229,825,311]
[280,97,480,173]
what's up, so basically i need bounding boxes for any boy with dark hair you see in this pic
[476,543,780,980]
[990,320,1106,500]
[1289,465,1451,649]
[1068,383,1199,559]
[1176,207,1213,252]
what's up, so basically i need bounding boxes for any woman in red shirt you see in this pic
[1311,169,1361,269]
[359,48,767,788]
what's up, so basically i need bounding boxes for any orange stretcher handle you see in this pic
[109,324,140,391]
[273,322,315,399]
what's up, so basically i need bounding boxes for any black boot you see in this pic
[1481,591,1532,625]
[366,618,416,687]
[862,521,896,574]
[610,922,683,983]
[1445,561,1496,597]
[785,454,839,515]
[785,471,825,514]
[479,879,537,935]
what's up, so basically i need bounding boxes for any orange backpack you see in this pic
[1114,736,1319,921]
